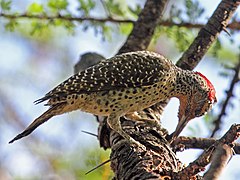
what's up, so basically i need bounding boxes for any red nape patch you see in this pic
[195,72,217,103]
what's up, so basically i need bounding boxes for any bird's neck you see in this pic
[172,68,197,99]
[171,68,197,122]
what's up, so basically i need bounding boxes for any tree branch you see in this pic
[211,56,240,137]
[177,124,240,179]
[203,144,233,180]
[96,0,185,179]
[171,136,240,154]
[110,121,184,179]
[0,12,134,23]
[176,0,240,70]
[1,13,240,31]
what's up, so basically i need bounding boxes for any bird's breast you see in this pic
[69,81,174,116]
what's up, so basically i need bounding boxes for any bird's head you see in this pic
[169,72,217,141]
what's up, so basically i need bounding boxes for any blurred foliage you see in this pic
[49,148,113,180]
[0,0,11,11]
[1,0,239,58]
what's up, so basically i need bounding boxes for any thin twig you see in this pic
[1,13,240,30]
[0,12,134,23]
[172,136,240,154]
[211,57,240,137]
[81,130,98,137]
[85,158,114,175]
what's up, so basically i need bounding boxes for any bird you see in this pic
[9,51,217,145]
[74,52,105,74]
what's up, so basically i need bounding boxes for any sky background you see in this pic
[0,0,240,179]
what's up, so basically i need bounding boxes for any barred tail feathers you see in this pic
[9,103,66,143]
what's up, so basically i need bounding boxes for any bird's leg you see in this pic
[124,112,160,127]
[107,113,144,148]
[125,112,168,137]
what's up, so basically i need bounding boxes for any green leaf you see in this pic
[48,0,68,10]
[105,1,125,17]
[185,0,205,22]
[30,21,48,35]
[78,0,96,16]
[128,4,141,16]
[62,20,76,34]
[119,23,133,35]
[5,19,18,31]
[0,0,11,11]
[27,2,43,14]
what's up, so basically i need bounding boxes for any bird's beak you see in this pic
[167,115,189,143]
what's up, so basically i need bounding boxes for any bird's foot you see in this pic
[139,118,160,127]
[125,113,160,127]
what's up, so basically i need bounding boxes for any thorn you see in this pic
[85,158,113,175]
[81,130,98,137]
[223,27,231,37]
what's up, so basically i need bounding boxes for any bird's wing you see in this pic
[35,51,174,105]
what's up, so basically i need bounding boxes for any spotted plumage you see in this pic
[9,51,217,145]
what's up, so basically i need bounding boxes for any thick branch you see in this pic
[203,144,233,180]
[97,0,184,179]
[176,0,240,70]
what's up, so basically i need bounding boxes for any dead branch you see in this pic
[203,144,233,180]
[172,136,240,154]
[177,124,240,179]
[211,56,240,137]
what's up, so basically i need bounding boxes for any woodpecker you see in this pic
[9,51,217,144]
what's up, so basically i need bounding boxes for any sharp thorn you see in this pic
[85,158,114,175]
[81,130,98,137]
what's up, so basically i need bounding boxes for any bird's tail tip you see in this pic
[9,134,22,144]
[9,103,66,144]
[8,129,32,144]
